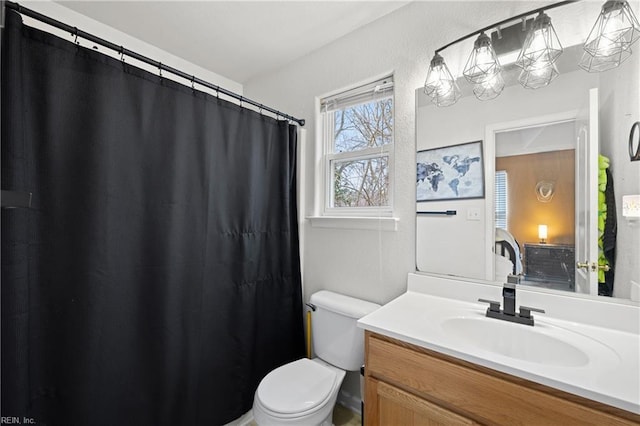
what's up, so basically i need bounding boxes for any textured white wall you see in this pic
[244,1,553,307]
[242,2,557,407]
[599,52,640,300]
[20,0,243,96]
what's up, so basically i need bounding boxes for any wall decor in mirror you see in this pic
[416,141,484,202]
[415,0,640,302]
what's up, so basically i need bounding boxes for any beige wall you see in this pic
[496,150,575,246]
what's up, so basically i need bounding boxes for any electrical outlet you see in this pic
[622,195,640,218]
[467,208,481,221]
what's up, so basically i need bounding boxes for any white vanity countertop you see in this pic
[358,277,640,415]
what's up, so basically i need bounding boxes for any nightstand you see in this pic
[524,243,575,284]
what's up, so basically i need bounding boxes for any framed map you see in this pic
[416,141,485,202]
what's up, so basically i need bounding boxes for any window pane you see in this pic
[334,98,393,153]
[495,170,508,229]
[333,157,389,207]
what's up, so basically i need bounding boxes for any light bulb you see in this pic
[516,12,563,72]
[581,0,640,72]
[538,224,548,243]
[473,72,504,101]
[463,33,501,85]
[425,53,461,107]
[518,62,559,89]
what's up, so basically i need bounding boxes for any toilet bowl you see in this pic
[252,291,380,426]
[253,358,345,426]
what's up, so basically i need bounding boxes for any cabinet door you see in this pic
[365,332,640,425]
[366,377,477,426]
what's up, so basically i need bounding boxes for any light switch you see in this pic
[622,195,640,218]
[467,208,481,221]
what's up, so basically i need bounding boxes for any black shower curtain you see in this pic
[1,10,304,425]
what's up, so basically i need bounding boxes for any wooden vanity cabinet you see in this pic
[364,331,640,425]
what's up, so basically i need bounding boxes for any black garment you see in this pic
[2,11,304,425]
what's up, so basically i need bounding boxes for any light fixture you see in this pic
[463,32,504,101]
[424,53,461,107]
[463,33,502,84]
[580,0,640,72]
[538,224,548,244]
[518,61,559,89]
[423,1,639,107]
[515,11,563,74]
[473,71,505,100]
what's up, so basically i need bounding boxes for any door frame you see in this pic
[484,110,580,283]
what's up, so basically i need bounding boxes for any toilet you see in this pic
[253,290,380,425]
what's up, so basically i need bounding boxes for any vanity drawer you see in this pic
[365,332,637,425]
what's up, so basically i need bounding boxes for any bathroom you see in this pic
[1,0,639,425]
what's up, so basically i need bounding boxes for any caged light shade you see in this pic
[580,0,640,72]
[518,61,559,89]
[473,72,505,100]
[516,11,563,72]
[463,32,502,84]
[424,53,461,107]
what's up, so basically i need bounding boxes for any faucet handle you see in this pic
[478,298,501,313]
[519,305,545,319]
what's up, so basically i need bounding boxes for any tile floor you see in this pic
[244,404,361,426]
[333,404,362,426]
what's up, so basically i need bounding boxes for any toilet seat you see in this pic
[255,358,339,417]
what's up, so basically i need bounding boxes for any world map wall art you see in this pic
[416,140,485,202]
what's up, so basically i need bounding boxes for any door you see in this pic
[574,88,599,296]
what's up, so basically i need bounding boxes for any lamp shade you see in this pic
[580,0,640,72]
[516,12,563,72]
[473,72,505,100]
[538,224,548,242]
[424,53,461,107]
[463,32,502,84]
[579,48,632,72]
[518,62,559,89]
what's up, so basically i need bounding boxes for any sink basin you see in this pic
[441,316,617,368]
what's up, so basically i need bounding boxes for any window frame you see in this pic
[318,76,395,218]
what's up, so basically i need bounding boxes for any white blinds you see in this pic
[495,170,508,229]
[320,75,394,113]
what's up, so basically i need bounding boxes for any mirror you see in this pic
[415,1,640,301]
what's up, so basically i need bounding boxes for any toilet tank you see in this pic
[310,290,380,371]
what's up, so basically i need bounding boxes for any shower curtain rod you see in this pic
[3,1,306,126]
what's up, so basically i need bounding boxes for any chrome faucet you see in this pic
[478,275,545,326]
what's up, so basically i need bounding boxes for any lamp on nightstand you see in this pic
[538,224,548,244]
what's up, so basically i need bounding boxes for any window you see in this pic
[320,76,394,216]
[495,170,508,229]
